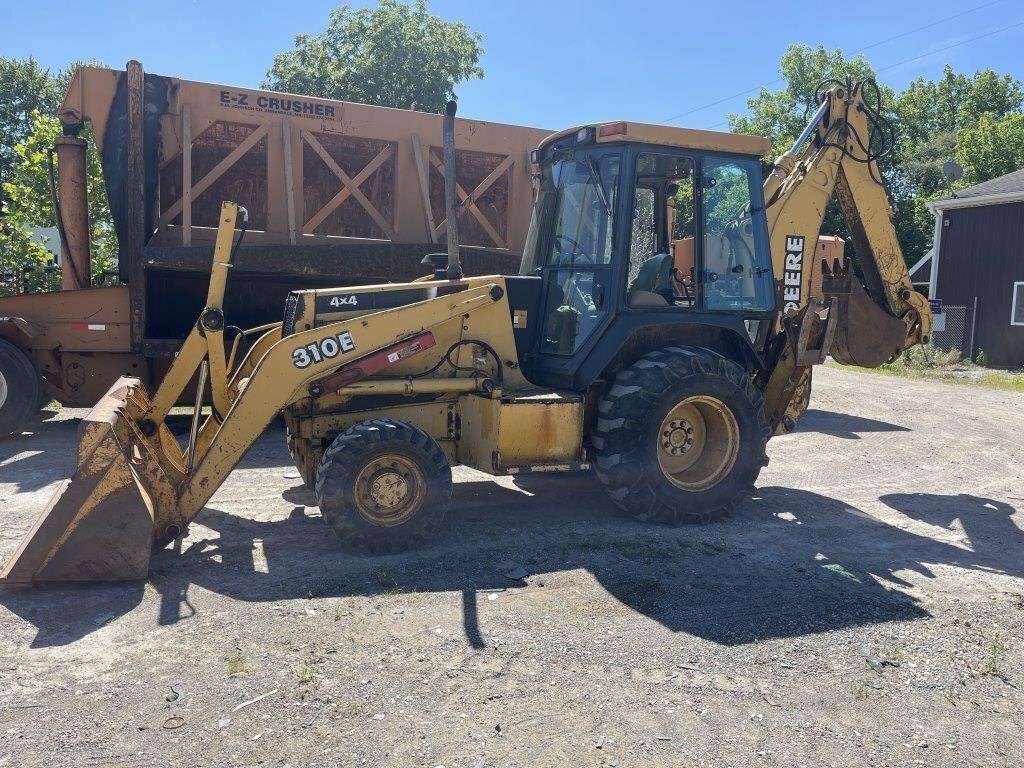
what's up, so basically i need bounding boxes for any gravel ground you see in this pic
[0,366,1022,768]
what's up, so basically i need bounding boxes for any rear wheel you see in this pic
[315,419,451,552]
[592,346,769,524]
[0,339,40,437]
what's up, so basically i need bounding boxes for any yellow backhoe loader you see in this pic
[2,81,930,583]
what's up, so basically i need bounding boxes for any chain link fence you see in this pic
[932,303,975,360]
[0,263,62,296]
[0,264,121,296]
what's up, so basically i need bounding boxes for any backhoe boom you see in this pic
[763,79,931,365]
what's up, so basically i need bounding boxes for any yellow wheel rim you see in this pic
[656,396,739,491]
[353,454,426,527]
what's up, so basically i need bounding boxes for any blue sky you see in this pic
[5,0,1024,131]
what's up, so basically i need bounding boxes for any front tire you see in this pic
[0,338,40,437]
[591,346,769,524]
[315,419,452,552]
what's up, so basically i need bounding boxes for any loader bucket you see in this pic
[0,377,178,584]
[821,259,911,368]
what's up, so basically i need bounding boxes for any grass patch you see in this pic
[821,562,862,583]
[827,344,1024,393]
[976,372,1024,393]
[295,661,317,685]
[226,647,246,676]
[371,569,404,595]
[978,634,1008,680]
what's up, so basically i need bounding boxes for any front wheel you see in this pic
[315,419,452,552]
[591,346,770,524]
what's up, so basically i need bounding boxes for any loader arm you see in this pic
[176,284,504,526]
[0,203,510,583]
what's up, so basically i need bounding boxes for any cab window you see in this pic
[545,154,619,267]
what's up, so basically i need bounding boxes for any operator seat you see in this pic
[627,253,674,307]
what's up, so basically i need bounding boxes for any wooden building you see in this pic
[921,168,1024,367]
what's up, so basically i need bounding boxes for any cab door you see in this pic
[699,156,775,314]
[530,151,622,386]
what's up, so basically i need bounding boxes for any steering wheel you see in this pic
[553,234,595,265]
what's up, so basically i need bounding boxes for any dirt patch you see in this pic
[1,366,1022,767]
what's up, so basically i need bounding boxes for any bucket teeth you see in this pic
[0,377,159,584]
[821,257,850,288]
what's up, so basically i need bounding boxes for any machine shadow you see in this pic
[0,414,82,494]
[139,477,1019,647]
[0,582,145,648]
[879,492,1024,574]
[794,408,910,439]
[6,466,1018,648]
[0,417,293,496]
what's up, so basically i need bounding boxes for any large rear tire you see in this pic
[315,419,451,552]
[0,338,40,437]
[592,346,770,524]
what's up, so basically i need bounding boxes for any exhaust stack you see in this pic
[442,99,462,280]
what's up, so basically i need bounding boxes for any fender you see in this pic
[0,316,43,339]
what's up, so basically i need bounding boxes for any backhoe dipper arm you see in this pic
[762,79,932,367]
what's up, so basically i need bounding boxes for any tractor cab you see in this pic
[514,122,777,389]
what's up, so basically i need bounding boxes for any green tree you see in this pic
[899,130,957,198]
[895,66,1023,147]
[1,111,115,294]
[894,66,1023,197]
[264,0,484,113]
[724,45,1024,269]
[729,44,888,155]
[0,57,64,191]
[955,112,1024,185]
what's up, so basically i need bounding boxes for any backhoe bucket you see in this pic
[822,259,910,368]
[0,377,177,584]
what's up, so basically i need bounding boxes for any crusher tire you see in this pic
[315,419,452,553]
[0,338,41,437]
[591,346,770,524]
